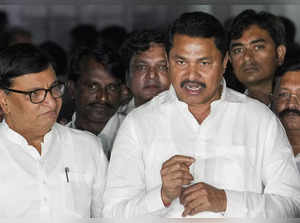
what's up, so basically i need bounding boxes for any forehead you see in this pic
[170,34,220,57]
[80,58,118,82]
[11,66,56,89]
[131,43,167,63]
[280,71,300,88]
[231,24,274,45]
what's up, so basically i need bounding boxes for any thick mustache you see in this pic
[143,80,161,88]
[279,109,300,118]
[88,102,115,110]
[180,80,206,88]
[241,63,258,70]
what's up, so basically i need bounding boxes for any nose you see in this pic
[96,87,108,103]
[288,94,300,107]
[145,66,157,80]
[43,90,58,108]
[243,48,254,62]
[187,63,200,81]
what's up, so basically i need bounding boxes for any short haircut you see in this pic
[0,43,52,89]
[68,43,124,83]
[119,29,166,72]
[167,11,227,59]
[228,9,286,47]
[278,59,300,77]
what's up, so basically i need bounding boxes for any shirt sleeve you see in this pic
[103,114,168,217]
[91,138,108,218]
[224,115,300,217]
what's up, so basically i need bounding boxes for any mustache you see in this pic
[180,80,206,88]
[279,108,300,118]
[88,102,115,110]
[143,80,161,88]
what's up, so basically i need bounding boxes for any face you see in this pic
[169,34,228,107]
[0,66,62,136]
[230,25,286,87]
[71,58,121,124]
[129,43,170,106]
[274,71,300,131]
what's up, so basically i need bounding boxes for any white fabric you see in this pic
[296,153,300,173]
[0,121,107,218]
[67,99,135,159]
[103,80,300,218]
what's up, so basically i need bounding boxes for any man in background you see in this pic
[228,9,286,106]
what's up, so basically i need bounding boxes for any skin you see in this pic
[129,43,170,107]
[273,71,300,156]
[0,66,62,154]
[69,57,121,135]
[229,25,286,105]
[161,34,228,216]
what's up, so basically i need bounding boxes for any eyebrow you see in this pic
[230,38,266,49]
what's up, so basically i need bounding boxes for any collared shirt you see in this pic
[103,80,300,218]
[296,154,300,173]
[0,121,107,218]
[67,99,136,159]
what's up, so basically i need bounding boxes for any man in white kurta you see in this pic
[103,11,300,218]
[0,121,107,218]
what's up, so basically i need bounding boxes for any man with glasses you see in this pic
[272,60,300,172]
[0,43,107,218]
[67,44,123,159]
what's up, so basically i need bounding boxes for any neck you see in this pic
[6,118,45,155]
[247,80,273,105]
[134,97,146,107]
[286,129,300,156]
[75,116,106,136]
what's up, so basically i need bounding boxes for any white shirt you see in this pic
[0,121,107,218]
[296,154,300,173]
[67,99,135,159]
[103,81,300,218]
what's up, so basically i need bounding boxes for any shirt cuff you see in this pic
[145,185,166,213]
[224,190,248,217]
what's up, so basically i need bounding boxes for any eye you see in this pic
[158,64,168,71]
[175,59,186,65]
[231,47,244,55]
[254,44,265,51]
[200,61,210,66]
[106,83,121,93]
[278,92,290,99]
[135,64,148,72]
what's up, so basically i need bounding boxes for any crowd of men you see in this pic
[0,9,299,219]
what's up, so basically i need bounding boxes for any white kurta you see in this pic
[104,81,300,218]
[0,121,107,218]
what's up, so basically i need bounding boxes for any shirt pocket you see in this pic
[60,171,92,217]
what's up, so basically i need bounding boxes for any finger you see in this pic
[161,162,192,176]
[163,155,195,168]
[181,182,205,198]
[188,202,210,216]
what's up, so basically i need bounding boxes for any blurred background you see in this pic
[1,0,300,51]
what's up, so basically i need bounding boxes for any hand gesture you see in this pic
[180,182,227,216]
[160,155,195,206]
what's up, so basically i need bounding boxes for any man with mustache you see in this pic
[103,30,170,158]
[228,9,286,106]
[67,44,124,158]
[272,61,300,172]
[0,43,107,218]
[104,12,300,218]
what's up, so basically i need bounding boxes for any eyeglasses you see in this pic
[2,82,65,104]
[275,91,300,103]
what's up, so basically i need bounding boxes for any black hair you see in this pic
[228,9,286,47]
[68,42,124,83]
[0,43,52,88]
[119,29,166,72]
[167,11,227,59]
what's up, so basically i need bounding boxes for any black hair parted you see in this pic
[0,43,52,88]
[228,9,286,47]
[68,42,124,83]
[119,29,167,72]
[167,11,227,59]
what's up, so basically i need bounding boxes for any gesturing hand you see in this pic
[160,155,195,206]
[180,182,227,217]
